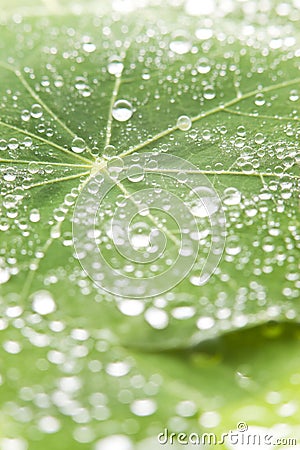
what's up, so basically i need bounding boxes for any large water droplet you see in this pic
[32,291,56,315]
[169,33,191,54]
[30,104,43,119]
[108,56,124,76]
[112,100,133,122]
[177,115,192,131]
[197,57,211,74]
[71,137,86,154]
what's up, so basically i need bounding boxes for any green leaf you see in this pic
[0,1,299,448]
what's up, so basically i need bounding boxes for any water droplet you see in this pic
[108,56,124,76]
[197,316,215,330]
[188,186,219,217]
[203,85,216,100]
[254,93,265,106]
[23,136,33,147]
[0,268,10,284]
[195,28,213,40]
[130,399,157,416]
[103,144,117,159]
[177,115,192,131]
[199,411,221,428]
[82,42,96,53]
[29,208,40,223]
[8,138,18,150]
[71,137,86,154]
[1,438,27,450]
[32,291,56,315]
[112,100,133,122]
[226,235,241,256]
[197,57,211,74]
[145,308,168,329]
[169,33,191,54]
[118,300,144,316]
[28,162,39,174]
[176,400,197,417]
[0,139,7,150]
[223,187,241,206]
[21,109,30,121]
[255,132,265,144]
[289,89,299,101]
[38,416,61,433]
[30,104,43,119]
[95,435,133,450]
[3,340,21,354]
[106,361,130,377]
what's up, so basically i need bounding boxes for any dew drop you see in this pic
[8,138,18,150]
[169,33,191,54]
[103,144,117,159]
[23,136,33,148]
[226,235,241,256]
[223,187,242,206]
[32,291,56,315]
[21,109,30,121]
[30,104,43,119]
[145,308,169,329]
[188,186,219,217]
[1,438,27,450]
[177,115,192,131]
[197,316,215,330]
[199,411,221,428]
[255,133,265,144]
[71,137,86,154]
[203,85,216,100]
[38,416,61,434]
[0,268,10,285]
[289,89,299,101]
[0,139,7,150]
[29,208,40,223]
[108,56,124,76]
[195,28,213,40]
[197,57,211,74]
[254,93,265,106]
[82,42,96,53]
[130,399,157,417]
[112,100,133,122]
[95,435,133,450]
